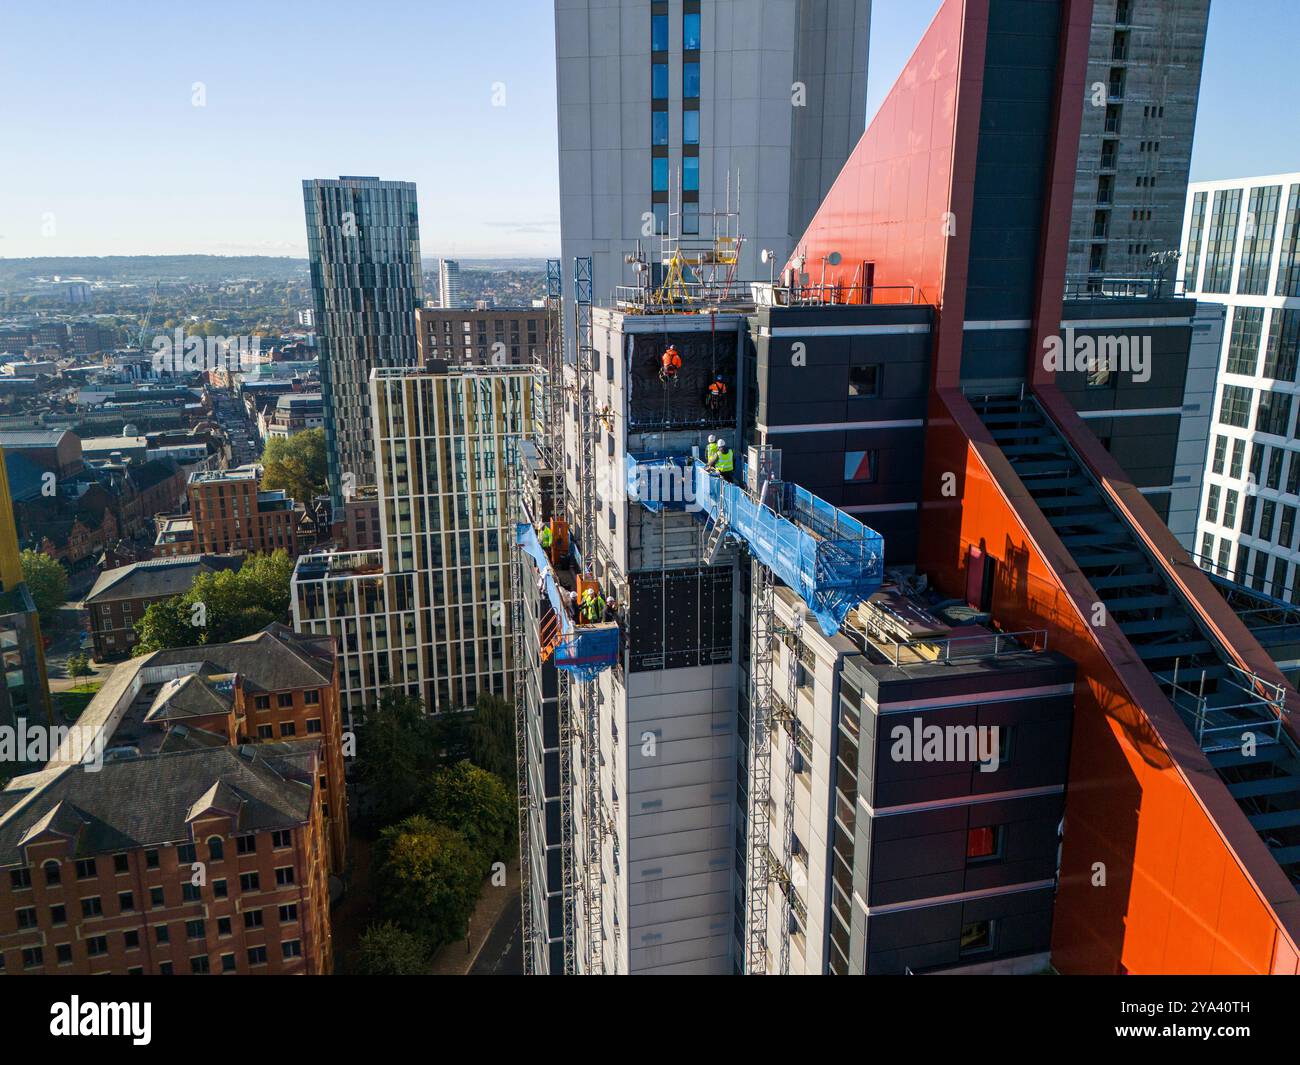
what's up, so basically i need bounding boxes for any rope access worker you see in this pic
[660,344,682,382]
[713,440,735,483]
[706,375,727,412]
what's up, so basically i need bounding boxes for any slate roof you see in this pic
[145,625,333,693]
[0,743,317,867]
[143,673,234,724]
[85,554,242,604]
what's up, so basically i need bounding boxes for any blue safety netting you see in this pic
[515,523,619,681]
[624,455,884,636]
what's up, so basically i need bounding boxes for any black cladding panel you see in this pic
[628,566,733,672]
[627,330,739,432]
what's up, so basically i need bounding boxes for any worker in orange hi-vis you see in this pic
[707,374,727,412]
[660,344,682,382]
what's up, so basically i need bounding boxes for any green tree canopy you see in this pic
[19,549,68,621]
[465,692,516,782]
[351,692,443,827]
[421,760,515,870]
[354,921,430,976]
[132,550,294,654]
[260,428,327,506]
[373,815,481,947]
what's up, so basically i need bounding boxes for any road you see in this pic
[470,894,522,975]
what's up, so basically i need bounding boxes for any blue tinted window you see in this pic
[683,202,699,235]
[652,14,668,51]
[683,13,701,50]
[652,63,668,100]
[683,110,699,144]
[653,157,669,192]
[683,62,700,98]
[683,157,699,192]
[652,111,669,146]
[654,203,669,234]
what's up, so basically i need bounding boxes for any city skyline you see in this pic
[1,0,1294,260]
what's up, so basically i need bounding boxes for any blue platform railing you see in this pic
[516,523,619,681]
[626,453,885,636]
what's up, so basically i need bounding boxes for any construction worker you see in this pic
[604,596,618,623]
[714,440,734,482]
[707,375,727,412]
[539,523,553,553]
[660,344,682,382]
[580,588,605,624]
[705,434,719,466]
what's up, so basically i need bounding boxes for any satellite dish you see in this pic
[760,249,771,264]
[828,251,842,266]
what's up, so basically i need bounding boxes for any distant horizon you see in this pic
[2,1,1295,258]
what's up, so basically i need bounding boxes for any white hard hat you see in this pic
[719,440,728,449]
[708,434,716,442]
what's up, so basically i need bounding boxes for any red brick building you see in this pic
[187,466,299,556]
[0,625,347,975]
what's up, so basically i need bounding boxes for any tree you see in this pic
[261,429,328,506]
[20,549,68,622]
[354,922,430,976]
[373,815,481,947]
[351,692,443,827]
[421,761,515,871]
[66,652,93,680]
[132,598,194,655]
[466,692,516,782]
[132,550,294,654]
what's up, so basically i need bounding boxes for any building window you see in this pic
[244,909,264,929]
[848,365,880,397]
[1239,185,1282,295]
[959,919,995,956]
[683,109,699,145]
[240,872,260,892]
[683,61,700,98]
[248,946,268,966]
[236,834,257,855]
[49,904,66,925]
[43,861,60,885]
[186,919,205,940]
[1203,188,1243,293]
[214,879,228,899]
[1217,384,1253,429]
[651,12,668,51]
[145,849,159,869]
[113,853,129,874]
[81,897,103,918]
[683,201,699,235]
[1264,308,1300,383]
[683,156,699,192]
[279,721,297,737]
[652,157,669,193]
[304,689,320,705]
[306,718,322,734]
[844,450,879,483]
[272,830,292,849]
[75,858,96,880]
[177,843,196,864]
[683,11,701,50]
[652,109,669,146]
[1226,307,1264,376]
[155,925,170,944]
[652,63,668,100]
[221,953,237,973]
[282,939,303,959]
[1205,484,1220,523]
[1277,185,1300,298]
[280,903,299,923]
[208,836,224,861]
[1256,390,1294,437]
[254,695,270,710]
[191,955,211,974]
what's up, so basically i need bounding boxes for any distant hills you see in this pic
[0,254,551,289]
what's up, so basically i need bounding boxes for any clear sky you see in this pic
[0,0,1294,260]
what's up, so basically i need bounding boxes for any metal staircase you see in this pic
[970,391,1300,888]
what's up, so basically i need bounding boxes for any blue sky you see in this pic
[0,0,1294,259]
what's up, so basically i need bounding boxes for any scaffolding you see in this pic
[777,603,804,976]
[508,447,534,974]
[573,256,606,975]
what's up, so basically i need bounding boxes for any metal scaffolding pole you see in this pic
[746,559,775,974]
[573,256,604,974]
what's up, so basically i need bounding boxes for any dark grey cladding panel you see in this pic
[864,886,1056,974]
[872,792,1065,844]
[627,330,739,433]
[869,652,1076,703]
[1062,297,1195,323]
[1102,417,1181,488]
[959,327,1032,382]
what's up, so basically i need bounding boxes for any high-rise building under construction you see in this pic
[517,0,1300,976]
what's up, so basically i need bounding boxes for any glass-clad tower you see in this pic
[303,176,423,507]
